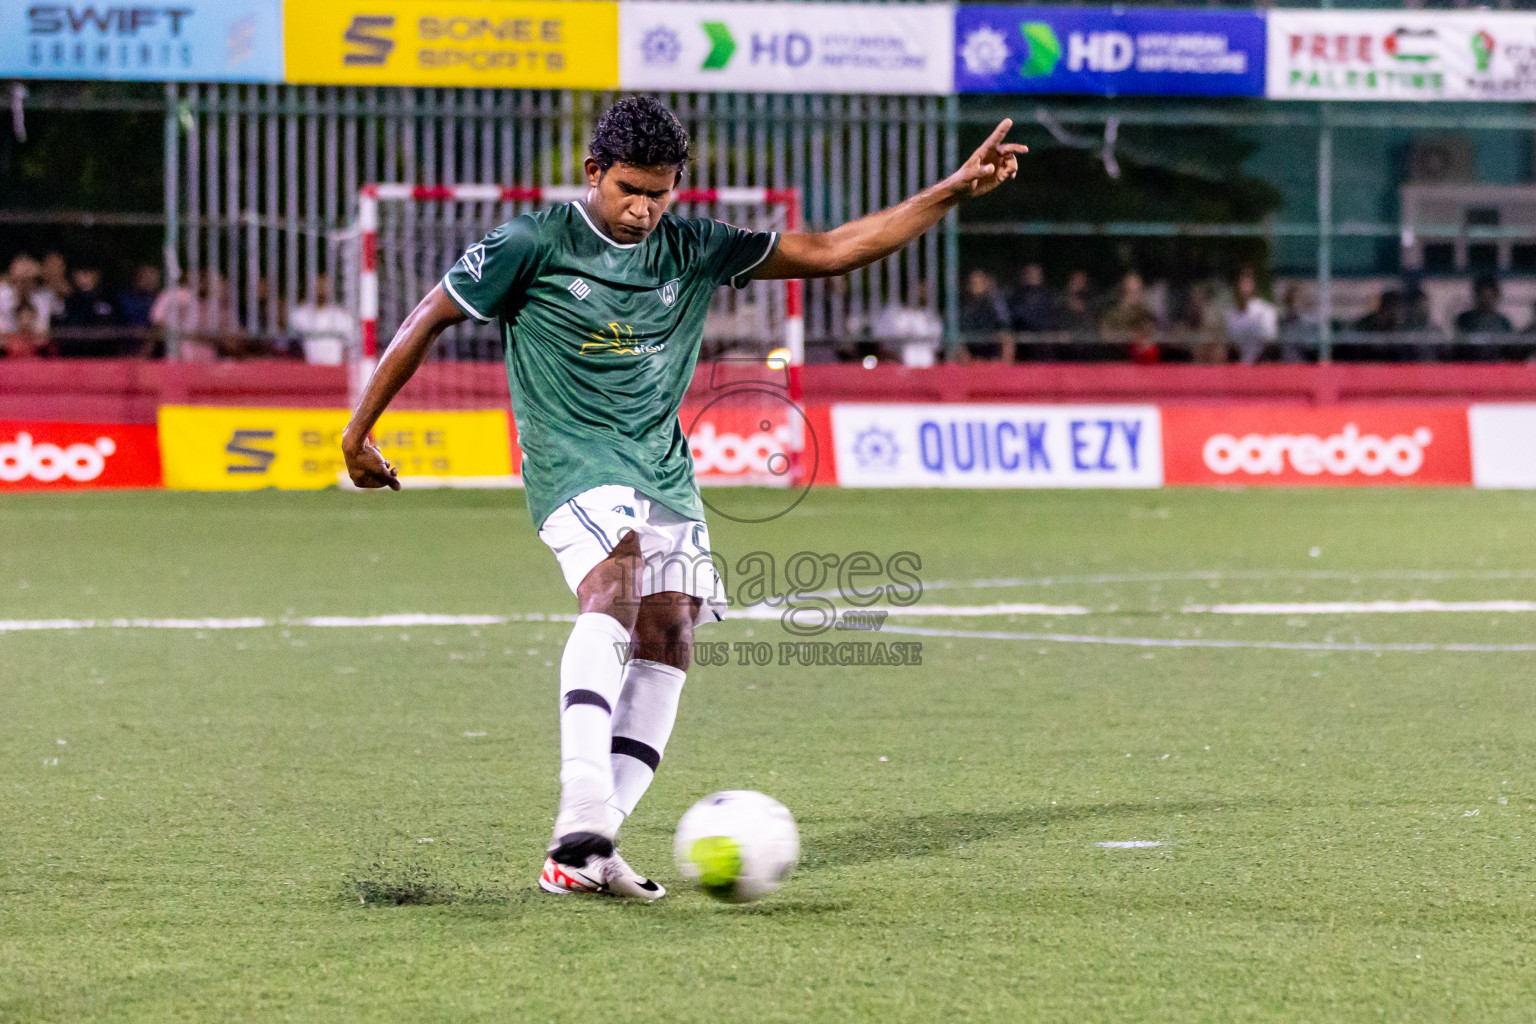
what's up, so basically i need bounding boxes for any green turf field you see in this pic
[3,487,1536,1022]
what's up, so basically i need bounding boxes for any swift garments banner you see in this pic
[1266,10,1536,101]
[619,1,953,94]
[0,0,284,81]
[1162,406,1472,486]
[158,406,514,490]
[0,421,162,491]
[285,0,618,88]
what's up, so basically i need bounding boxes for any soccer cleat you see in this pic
[536,853,666,901]
[600,852,666,901]
[538,856,606,895]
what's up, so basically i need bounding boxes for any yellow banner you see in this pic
[284,1,618,88]
[158,407,514,491]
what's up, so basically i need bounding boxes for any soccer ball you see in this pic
[674,791,799,902]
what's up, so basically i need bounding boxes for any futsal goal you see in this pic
[345,184,807,489]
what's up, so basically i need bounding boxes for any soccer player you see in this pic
[341,97,1024,899]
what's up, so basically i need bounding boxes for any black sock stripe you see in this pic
[562,689,611,714]
[611,735,661,772]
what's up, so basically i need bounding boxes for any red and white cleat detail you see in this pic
[538,857,606,895]
[536,854,666,901]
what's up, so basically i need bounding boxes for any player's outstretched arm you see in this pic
[341,284,467,490]
[756,118,1026,281]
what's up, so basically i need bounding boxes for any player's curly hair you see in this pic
[589,96,690,173]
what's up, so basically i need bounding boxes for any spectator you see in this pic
[1101,271,1158,364]
[1454,274,1512,361]
[1181,280,1227,365]
[871,283,943,368]
[117,263,161,328]
[1,300,48,358]
[957,269,1013,362]
[1056,269,1097,357]
[288,273,354,366]
[57,265,119,357]
[1008,263,1055,333]
[1277,283,1318,364]
[1224,266,1278,365]
[40,251,71,304]
[0,254,56,334]
[1354,289,1400,333]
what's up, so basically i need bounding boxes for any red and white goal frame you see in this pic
[355,183,803,374]
[351,182,809,488]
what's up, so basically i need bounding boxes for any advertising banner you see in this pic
[620,1,952,95]
[0,0,283,81]
[285,0,618,89]
[955,6,1265,96]
[1267,10,1536,102]
[0,421,161,492]
[158,406,514,491]
[1469,404,1536,489]
[1162,406,1472,487]
[831,404,1163,488]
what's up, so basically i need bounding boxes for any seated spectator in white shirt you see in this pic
[0,254,56,334]
[1224,266,1278,365]
[288,274,355,366]
[872,284,944,368]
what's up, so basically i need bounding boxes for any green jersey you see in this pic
[441,201,778,529]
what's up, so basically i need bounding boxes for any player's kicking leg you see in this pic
[535,487,721,900]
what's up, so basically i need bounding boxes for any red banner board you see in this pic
[0,421,162,492]
[1162,405,1471,487]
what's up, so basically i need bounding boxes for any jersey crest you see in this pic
[459,243,485,282]
[659,279,680,307]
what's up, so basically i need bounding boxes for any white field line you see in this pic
[871,569,1536,596]
[732,602,1089,620]
[1182,600,1536,614]
[878,624,1536,654]
[1097,840,1163,849]
[4,597,1536,635]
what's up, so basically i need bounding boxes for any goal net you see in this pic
[347,184,806,489]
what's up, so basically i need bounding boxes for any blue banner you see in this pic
[955,6,1265,97]
[0,1,284,81]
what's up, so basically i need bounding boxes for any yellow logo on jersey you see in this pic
[581,322,665,356]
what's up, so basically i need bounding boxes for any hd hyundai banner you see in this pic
[0,0,284,81]
[831,404,1163,488]
[0,421,162,492]
[620,1,953,95]
[1267,10,1536,102]
[956,6,1265,97]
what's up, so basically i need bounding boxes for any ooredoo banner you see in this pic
[158,406,514,490]
[1162,406,1472,487]
[0,0,284,81]
[956,6,1265,97]
[285,0,618,89]
[620,1,953,94]
[0,421,161,492]
[1266,10,1536,102]
[830,404,1163,488]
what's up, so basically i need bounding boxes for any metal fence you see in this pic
[161,83,954,361]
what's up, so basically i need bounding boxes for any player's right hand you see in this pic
[344,440,401,490]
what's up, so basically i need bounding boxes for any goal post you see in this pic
[355,183,803,377]
[348,183,808,488]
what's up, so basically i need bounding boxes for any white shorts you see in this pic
[538,485,725,624]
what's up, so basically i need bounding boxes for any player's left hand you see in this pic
[952,119,1028,199]
[344,439,401,490]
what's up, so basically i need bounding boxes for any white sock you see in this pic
[555,612,632,840]
[607,658,687,833]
